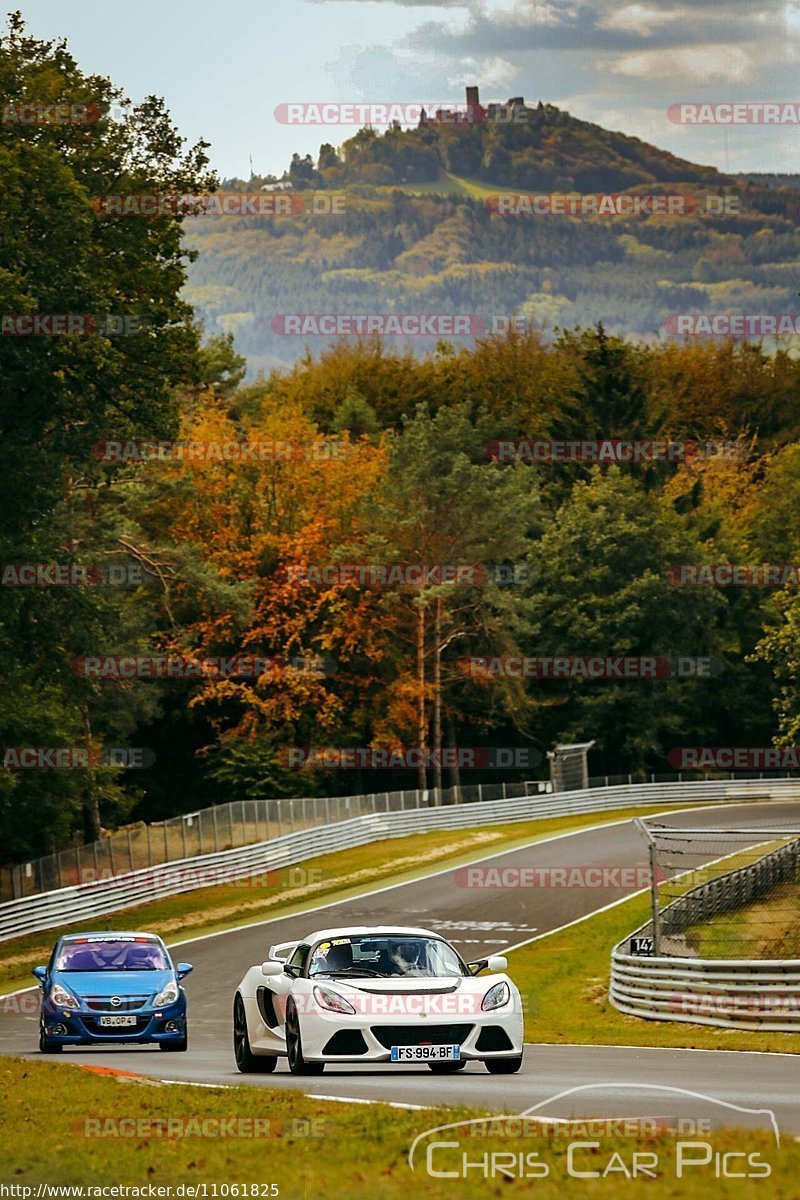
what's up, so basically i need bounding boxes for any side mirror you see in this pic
[176,963,193,979]
[486,955,508,972]
[32,966,47,983]
[261,960,284,977]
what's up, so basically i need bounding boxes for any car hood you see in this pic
[51,969,174,998]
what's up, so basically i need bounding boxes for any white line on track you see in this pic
[307,1093,431,1110]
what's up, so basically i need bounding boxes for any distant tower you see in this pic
[465,85,485,125]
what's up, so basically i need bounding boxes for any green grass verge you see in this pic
[694,881,800,960]
[0,806,656,993]
[0,1057,793,1194]
[512,890,800,1052]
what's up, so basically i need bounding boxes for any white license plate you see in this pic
[99,1014,137,1027]
[391,1044,460,1062]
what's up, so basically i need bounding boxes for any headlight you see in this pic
[51,983,80,1011]
[481,981,510,1011]
[153,980,179,1007]
[313,985,356,1015]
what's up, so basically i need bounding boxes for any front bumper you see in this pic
[300,1007,524,1063]
[41,997,186,1046]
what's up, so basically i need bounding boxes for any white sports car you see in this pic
[233,924,524,1075]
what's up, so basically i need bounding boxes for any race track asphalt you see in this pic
[2,801,799,1133]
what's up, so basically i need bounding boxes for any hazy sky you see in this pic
[18,0,800,177]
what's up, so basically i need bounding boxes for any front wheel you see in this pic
[39,1027,62,1054]
[233,995,277,1073]
[485,1055,523,1074]
[428,1060,467,1073]
[285,1001,324,1075]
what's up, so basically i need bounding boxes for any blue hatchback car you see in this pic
[33,931,193,1053]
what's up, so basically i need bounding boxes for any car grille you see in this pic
[85,997,148,1012]
[372,1023,473,1049]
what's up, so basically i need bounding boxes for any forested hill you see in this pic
[183,101,800,375]
[255,99,727,193]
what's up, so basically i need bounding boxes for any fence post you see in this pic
[325,796,330,824]
[108,838,116,877]
[181,818,187,859]
[241,800,246,845]
[147,823,152,868]
[212,805,219,852]
[127,829,134,871]
[228,804,234,848]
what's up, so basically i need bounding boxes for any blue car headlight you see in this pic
[481,981,510,1012]
[153,980,180,1007]
[50,983,80,1011]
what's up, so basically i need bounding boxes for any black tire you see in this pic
[428,1059,467,1073]
[485,1054,523,1074]
[39,1027,62,1054]
[159,1034,188,1052]
[285,1000,324,1076]
[233,995,277,1073]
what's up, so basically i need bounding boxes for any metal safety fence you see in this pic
[2,774,798,942]
[611,819,800,1030]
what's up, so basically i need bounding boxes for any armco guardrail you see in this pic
[611,829,800,1032]
[2,775,798,942]
[610,949,800,1032]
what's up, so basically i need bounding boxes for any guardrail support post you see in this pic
[649,840,662,956]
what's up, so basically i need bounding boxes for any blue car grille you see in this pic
[84,997,149,1012]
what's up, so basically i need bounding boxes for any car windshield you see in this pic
[308,935,466,978]
[56,939,169,971]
